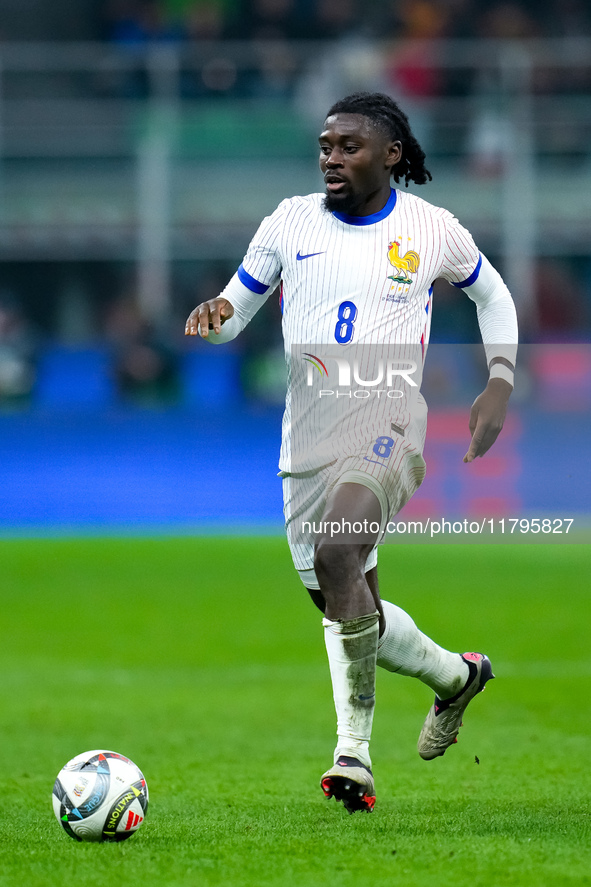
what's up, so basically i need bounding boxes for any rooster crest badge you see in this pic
[387,240,420,285]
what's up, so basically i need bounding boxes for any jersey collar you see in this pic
[332,188,397,226]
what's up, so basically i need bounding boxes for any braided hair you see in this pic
[325,92,432,187]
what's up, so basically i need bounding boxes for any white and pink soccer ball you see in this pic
[52,749,148,842]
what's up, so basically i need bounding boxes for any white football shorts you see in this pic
[281,428,426,589]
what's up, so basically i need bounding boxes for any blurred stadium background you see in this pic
[0,0,589,532]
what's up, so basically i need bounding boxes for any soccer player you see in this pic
[185,92,517,814]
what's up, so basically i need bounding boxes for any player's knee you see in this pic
[306,586,326,614]
[314,540,366,587]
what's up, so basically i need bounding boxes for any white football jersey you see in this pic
[237,188,480,350]
[212,187,516,471]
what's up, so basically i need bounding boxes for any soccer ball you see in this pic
[52,749,149,842]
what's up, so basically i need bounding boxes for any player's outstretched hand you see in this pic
[463,377,513,463]
[185,298,234,338]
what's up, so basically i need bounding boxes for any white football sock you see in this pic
[377,600,469,698]
[323,611,380,770]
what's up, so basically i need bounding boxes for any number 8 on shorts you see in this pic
[373,436,395,458]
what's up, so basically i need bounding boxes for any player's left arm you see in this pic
[458,253,518,462]
[463,360,513,462]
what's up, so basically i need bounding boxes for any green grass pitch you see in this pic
[0,537,589,887]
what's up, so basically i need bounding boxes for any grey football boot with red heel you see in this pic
[418,652,495,760]
[320,756,376,813]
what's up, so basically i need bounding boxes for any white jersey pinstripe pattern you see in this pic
[231,189,478,470]
[209,187,517,472]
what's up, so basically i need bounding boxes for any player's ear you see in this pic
[386,140,402,169]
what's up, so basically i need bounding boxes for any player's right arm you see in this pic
[185,200,287,344]
[183,268,272,344]
[185,297,234,338]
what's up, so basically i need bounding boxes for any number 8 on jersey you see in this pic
[334,300,357,344]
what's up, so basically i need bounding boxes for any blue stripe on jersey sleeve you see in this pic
[452,253,482,288]
[237,264,269,295]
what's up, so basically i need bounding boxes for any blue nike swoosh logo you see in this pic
[296,251,325,261]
